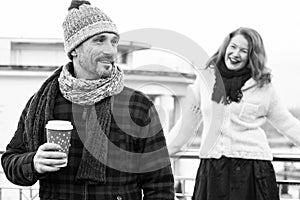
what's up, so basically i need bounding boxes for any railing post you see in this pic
[182,179,186,196]
[19,188,22,200]
[278,184,282,197]
[30,186,32,198]
[281,163,289,195]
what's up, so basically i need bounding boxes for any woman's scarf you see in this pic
[211,59,251,104]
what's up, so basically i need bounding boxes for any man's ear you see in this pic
[71,50,77,57]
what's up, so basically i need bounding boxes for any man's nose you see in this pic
[102,42,116,55]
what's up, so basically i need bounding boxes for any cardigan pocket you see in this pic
[239,102,259,123]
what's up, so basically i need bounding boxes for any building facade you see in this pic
[0,37,196,150]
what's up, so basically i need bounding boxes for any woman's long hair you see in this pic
[206,27,271,87]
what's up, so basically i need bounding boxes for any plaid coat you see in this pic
[1,86,174,200]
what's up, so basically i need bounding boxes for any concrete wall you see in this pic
[0,38,11,65]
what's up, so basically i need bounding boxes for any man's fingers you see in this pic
[34,156,67,173]
[37,143,66,159]
[39,143,62,151]
[39,158,67,166]
[37,165,61,173]
[39,151,67,159]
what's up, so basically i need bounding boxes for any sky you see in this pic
[1,0,300,107]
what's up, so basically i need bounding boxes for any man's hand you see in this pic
[33,143,67,174]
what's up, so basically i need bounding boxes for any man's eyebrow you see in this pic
[112,35,120,40]
[97,35,106,38]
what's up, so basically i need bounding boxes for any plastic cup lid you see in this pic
[45,120,73,130]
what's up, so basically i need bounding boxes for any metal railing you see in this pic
[0,187,39,200]
[171,152,300,199]
[0,151,300,200]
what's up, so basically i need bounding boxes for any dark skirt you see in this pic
[192,156,280,200]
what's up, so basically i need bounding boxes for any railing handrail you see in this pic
[2,150,299,160]
[170,150,300,162]
[0,186,38,190]
[273,153,300,162]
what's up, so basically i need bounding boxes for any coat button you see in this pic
[116,195,122,200]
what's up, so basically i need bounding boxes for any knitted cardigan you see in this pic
[167,67,300,160]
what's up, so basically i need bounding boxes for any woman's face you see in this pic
[224,34,249,71]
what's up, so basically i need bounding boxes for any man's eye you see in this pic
[97,39,105,43]
[94,37,105,43]
[112,40,118,45]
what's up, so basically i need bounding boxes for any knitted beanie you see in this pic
[62,0,118,59]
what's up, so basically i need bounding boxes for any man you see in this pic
[1,1,174,199]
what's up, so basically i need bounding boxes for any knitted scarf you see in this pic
[58,63,124,105]
[24,68,61,151]
[75,97,113,184]
[59,63,124,184]
[212,59,251,104]
[23,62,124,184]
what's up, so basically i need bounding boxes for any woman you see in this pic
[167,27,300,200]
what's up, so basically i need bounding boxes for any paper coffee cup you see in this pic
[46,120,73,167]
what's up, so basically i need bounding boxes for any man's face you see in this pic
[74,32,119,80]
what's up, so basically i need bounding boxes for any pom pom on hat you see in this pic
[68,0,91,10]
[63,0,118,59]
